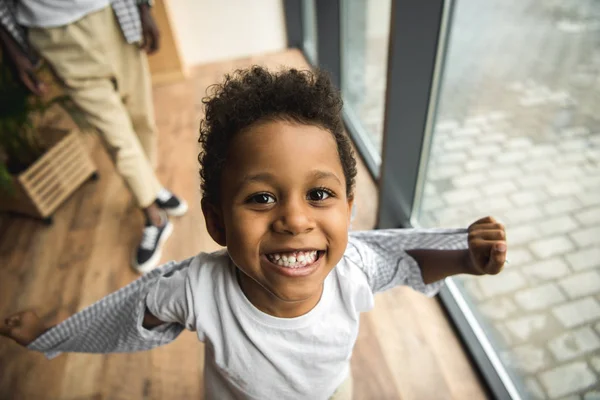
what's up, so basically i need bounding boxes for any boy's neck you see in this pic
[236,269,323,318]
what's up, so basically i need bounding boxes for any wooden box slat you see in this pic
[0,128,97,219]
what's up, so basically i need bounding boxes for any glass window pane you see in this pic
[302,0,318,65]
[340,0,391,153]
[416,0,600,398]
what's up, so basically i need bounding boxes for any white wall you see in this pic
[168,0,288,67]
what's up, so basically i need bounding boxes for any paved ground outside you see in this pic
[346,0,600,398]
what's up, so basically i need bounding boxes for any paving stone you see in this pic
[505,137,533,149]
[494,150,529,164]
[524,377,546,400]
[479,131,506,143]
[479,297,518,320]
[507,247,534,265]
[488,111,509,121]
[461,278,485,301]
[548,326,600,362]
[453,172,487,188]
[589,135,600,146]
[514,283,566,311]
[523,158,556,172]
[559,271,600,298]
[539,361,596,398]
[561,152,588,164]
[422,196,445,211]
[552,297,600,328]
[435,120,459,132]
[477,270,527,298]
[511,189,548,206]
[530,236,575,259]
[464,159,489,171]
[560,138,588,151]
[581,175,600,190]
[570,226,600,247]
[507,225,539,246]
[547,181,583,197]
[502,344,548,373]
[530,144,559,158]
[424,183,437,195]
[489,166,523,179]
[517,173,551,189]
[538,215,579,236]
[473,196,512,212]
[544,197,583,215]
[432,205,481,226]
[575,207,600,226]
[566,247,600,271]
[453,126,481,137]
[464,115,488,125]
[470,143,502,157]
[482,180,518,196]
[438,151,469,164]
[522,258,571,282]
[561,126,590,137]
[578,190,600,207]
[428,164,464,180]
[443,188,481,205]
[445,138,474,151]
[506,314,549,341]
[585,149,600,163]
[551,165,583,180]
[503,206,544,225]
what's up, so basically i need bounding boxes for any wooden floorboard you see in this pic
[0,49,487,399]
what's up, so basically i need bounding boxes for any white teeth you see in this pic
[268,250,321,268]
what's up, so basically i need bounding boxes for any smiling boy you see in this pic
[1,67,508,399]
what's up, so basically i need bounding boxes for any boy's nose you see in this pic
[273,200,315,235]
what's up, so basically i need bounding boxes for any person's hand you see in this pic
[0,311,48,346]
[0,29,46,96]
[467,216,507,276]
[139,5,160,54]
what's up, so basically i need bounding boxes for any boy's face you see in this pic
[204,120,353,317]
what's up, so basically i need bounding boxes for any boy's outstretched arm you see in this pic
[407,216,507,284]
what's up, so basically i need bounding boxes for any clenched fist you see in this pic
[0,311,48,346]
[467,216,508,276]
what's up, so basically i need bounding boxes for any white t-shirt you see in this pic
[16,0,110,28]
[146,229,466,400]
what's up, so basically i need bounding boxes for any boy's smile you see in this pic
[203,120,353,318]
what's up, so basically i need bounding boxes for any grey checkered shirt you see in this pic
[28,228,467,359]
[0,0,143,62]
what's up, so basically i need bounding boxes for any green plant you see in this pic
[0,60,91,195]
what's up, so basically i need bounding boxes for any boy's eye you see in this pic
[248,193,275,204]
[307,189,331,201]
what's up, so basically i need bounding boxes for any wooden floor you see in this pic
[0,50,488,400]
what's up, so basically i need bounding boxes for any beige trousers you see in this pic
[330,374,353,400]
[28,6,162,208]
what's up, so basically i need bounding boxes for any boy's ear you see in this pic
[347,197,355,224]
[201,198,227,246]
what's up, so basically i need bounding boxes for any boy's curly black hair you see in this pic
[198,66,357,205]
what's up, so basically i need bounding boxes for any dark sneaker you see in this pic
[155,188,188,217]
[132,219,173,274]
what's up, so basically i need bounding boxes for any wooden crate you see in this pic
[0,128,97,221]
